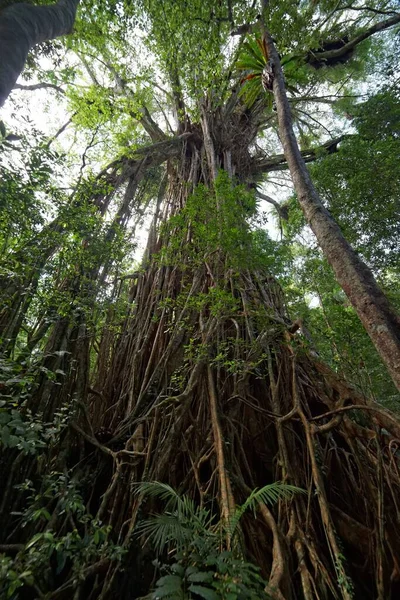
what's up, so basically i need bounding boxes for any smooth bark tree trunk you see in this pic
[262,28,400,393]
[0,0,80,107]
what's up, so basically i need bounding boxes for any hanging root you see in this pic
[67,250,399,599]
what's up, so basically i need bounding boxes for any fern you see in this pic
[236,35,301,108]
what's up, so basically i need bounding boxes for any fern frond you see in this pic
[241,40,266,69]
[256,37,268,62]
[236,56,264,72]
[135,481,216,554]
[238,77,262,108]
[240,73,260,83]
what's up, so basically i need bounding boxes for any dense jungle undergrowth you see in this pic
[1,1,400,599]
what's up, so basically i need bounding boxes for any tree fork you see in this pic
[260,22,400,393]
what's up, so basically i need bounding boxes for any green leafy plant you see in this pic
[236,37,273,108]
[135,480,303,599]
[236,36,300,109]
[0,472,126,598]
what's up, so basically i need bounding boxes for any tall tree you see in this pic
[259,13,400,392]
[1,1,400,599]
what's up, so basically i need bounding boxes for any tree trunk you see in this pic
[0,0,80,107]
[262,29,400,393]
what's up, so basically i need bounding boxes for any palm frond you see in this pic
[228,483,304,539]
[135,481,216,554]
[136,513,194,553]
[134,481,182,511]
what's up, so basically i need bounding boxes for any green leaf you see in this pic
[0,412,11,425]
[56,551,67,574]
[188,584,218,599]
[1,425,11,445]
[188,571,214,583]
[171,563,185,576]
[154,574,184,598]
[8,434,20,448]
[156,575,182,588]
[7,579,23,597]
[25,533,44,549]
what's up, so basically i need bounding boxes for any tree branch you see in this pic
[254,135,349,173]
[168,65,187,131]
[97,133,192,182]
[136,104,167,142]
[13,81,65,94]
[341,4,399,17]
[307,13,400,67]
[47,112,77,147]
[256,190,288,220]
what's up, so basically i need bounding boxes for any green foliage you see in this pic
[227,484,305,541]
[0,472,125,598]
[0,354,73,453]
[236,37,273,110]
[0,554,34,599]
[135,0,258,111]
[236,35,302,108]
[135,480,303,599]
[0,133,63,251]
[160,172,278,272]
[135,482,216,555]
[284,249,400,407]
[310,88,400,274]
[1,1,400,597]
[277,86,400,403]
[152,552,270,600]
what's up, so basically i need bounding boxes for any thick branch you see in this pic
[99,133,192,183]
[136,104,167,142]
[168,66,187,131]
[254,136,348,173]
[14,81,65,94]
[307,13,400,67]
[256,190,288,220]
[0,0,80,107]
